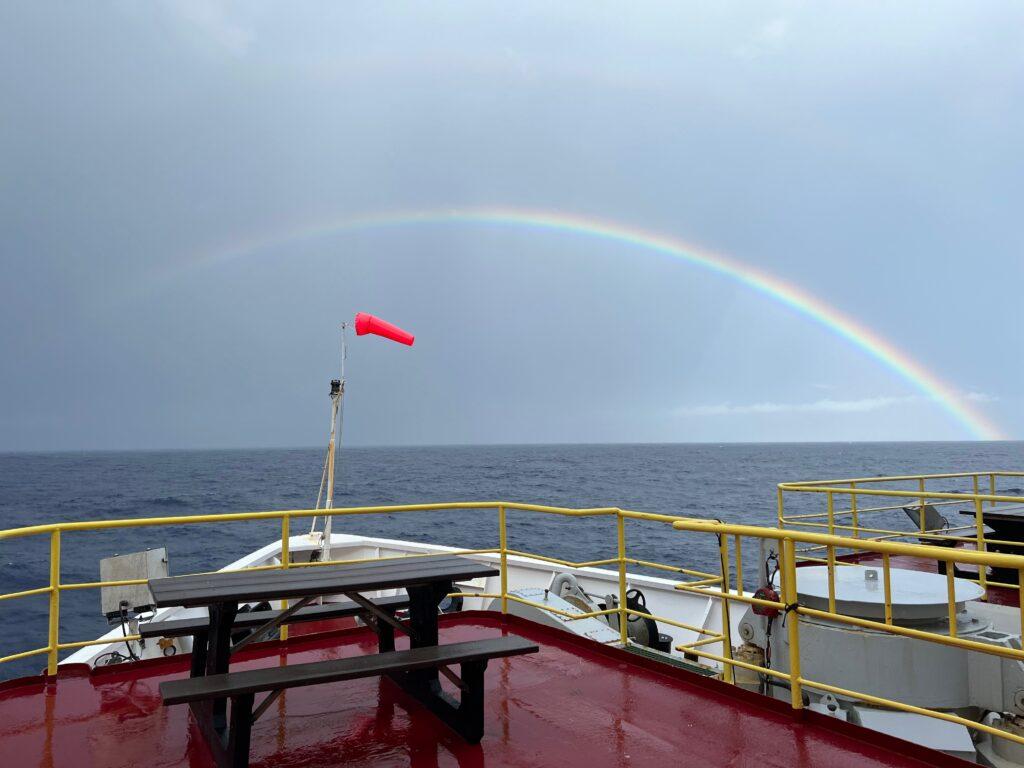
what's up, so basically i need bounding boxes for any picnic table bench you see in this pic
[161,636,537,766]
[140,594,411,676]
[147,554,538,768]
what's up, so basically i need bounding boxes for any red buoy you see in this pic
[354,312,415,346]
[752,585,781,617]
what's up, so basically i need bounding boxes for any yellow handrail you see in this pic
[5,492,1024,750]
[781,470,1024,487]
[670,513,1024,749]
[783,484,1024,504]
[778,471,1024,584]
[0,501,690,678]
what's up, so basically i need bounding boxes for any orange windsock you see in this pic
[354,312,415,346]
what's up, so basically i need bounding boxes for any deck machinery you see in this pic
[737,564,1024,765]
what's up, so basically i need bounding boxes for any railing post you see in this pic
[617,513,628,646]
[826,491,835,536]
[919,478,927,533]
[717,533,734,684]
[777,486,785,529]
[990,474,997,507]
[47,530,61,676]
[972,475,982,553]
[1019,569,1024,641]
[498,505,508,614]
[826,545,836,614]
[280,515,290,642]
[850,482,858,538]
[947,567,958,638]
[975,498,988,596]
[734,535,744,595]
[781,538,803,710]
[882,553,893,624]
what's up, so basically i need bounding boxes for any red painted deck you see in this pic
[0,612,970,768]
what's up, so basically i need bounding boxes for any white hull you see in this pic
[66,532,739,669]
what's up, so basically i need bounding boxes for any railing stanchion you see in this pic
[919,479,927,533]
[990,474,997,507]
[1019,569,1024,641]
[826,545,836,614]
[973,476,982,556]
[975,498,988,596]
[777,486,785,529]
[734,535,744,595]
[47,529,61,676]
[882,553,893,625]
[947,567,958,638]
[827,491,835,536]
[850,482,858,538]
[617,513,628,646]
[716,531,735,684]
[280,515,291,642]
[781,538,803,709]
[498,505,508,614]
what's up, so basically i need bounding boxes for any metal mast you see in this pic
[310,323,347,561]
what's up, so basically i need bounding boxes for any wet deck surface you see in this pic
[0,613,965,768]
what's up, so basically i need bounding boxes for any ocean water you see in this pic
[1,441,1021,680]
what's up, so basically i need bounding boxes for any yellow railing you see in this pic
[671,516,1024,750]
[7,498,1024,749]
[0,502,722,679]
[778,471,1024,592]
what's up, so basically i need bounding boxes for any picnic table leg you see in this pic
[403,581,452,696]
[226,693,255,768]
[189,629,208,678]
[206,601,238,731]
[458,659,487,743]
[375,618,395,653]
[407,581,450,648]
[390,655,490,744]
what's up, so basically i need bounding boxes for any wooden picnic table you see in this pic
[149,553,500,759]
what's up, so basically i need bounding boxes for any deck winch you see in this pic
[487,572,672,652]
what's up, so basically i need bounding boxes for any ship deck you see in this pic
[0,612,970,768]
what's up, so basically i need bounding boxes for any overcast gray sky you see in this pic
[1,1,1022,451]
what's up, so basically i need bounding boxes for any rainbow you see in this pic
[166,206,1005,440]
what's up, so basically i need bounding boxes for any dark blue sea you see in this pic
[1,442,1021,680]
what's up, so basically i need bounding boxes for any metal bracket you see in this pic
[439,665,468,692]
[231,595,317,655]
[343,591,417,642]
[252,689,283,723]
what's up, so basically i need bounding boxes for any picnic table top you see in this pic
[149,554,498,608]
[959,504,1024,525]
